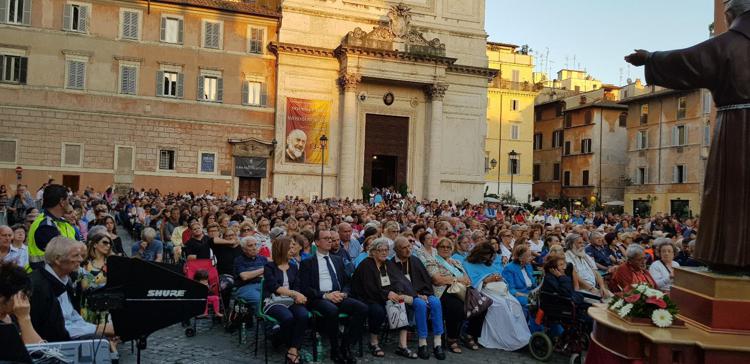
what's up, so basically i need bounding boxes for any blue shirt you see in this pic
[585,244,614,268]
[131,239,164,261]
[233,254,267,285]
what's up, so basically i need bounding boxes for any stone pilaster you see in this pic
[425,83,448,200]
[338,72,362,199]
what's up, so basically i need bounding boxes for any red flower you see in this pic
[624,294,641,303]
[646,297,667,309]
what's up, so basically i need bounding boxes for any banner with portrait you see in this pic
[284,97,331,164]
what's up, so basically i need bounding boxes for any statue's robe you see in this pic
[645,12,750,270]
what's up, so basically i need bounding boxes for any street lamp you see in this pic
[508,150,519,200]
[319,134,328,201]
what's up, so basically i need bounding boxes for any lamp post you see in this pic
[319,134,328,201]
[508,149,519,201]
[488,158,498,195]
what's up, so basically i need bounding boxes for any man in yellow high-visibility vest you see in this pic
[27,184,76,271]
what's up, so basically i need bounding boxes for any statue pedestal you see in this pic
[588,268,750,364]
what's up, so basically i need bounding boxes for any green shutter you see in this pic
[63,4,72,30]
[156,70,164,96]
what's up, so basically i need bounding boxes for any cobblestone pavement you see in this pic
[115,229,574,364]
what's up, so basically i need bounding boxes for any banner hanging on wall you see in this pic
[284,97,331,164]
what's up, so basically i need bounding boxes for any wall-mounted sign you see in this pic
[234,157,267,178]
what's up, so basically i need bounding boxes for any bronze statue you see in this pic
[625,0,750,271]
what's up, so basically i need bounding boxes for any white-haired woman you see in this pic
[132,227,163,262]
[649,239,680,292]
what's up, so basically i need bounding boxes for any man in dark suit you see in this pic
[296,229,367,364]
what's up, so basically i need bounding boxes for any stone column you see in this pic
[425,83,448,200]
[338,72,361,199]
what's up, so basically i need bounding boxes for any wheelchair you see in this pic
[528,291,589,363]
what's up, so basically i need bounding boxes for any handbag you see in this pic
[263,294,294,313]
[446,281,467,301]
[464,286,492,319]
[385,300,409,329]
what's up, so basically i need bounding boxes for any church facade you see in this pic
[271,0,494,202]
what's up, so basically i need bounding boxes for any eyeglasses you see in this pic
[437,245,453,249]
[241,228,252,232]
[375,248,389,253]
[99,240,112,246]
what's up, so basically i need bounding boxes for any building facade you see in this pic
[0,0,280,197]
[621,87,712,218]
[484,42,539,202]
[271,0,494,202]
[533,85,632,205]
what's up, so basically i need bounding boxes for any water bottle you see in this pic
[240,322,246,344]
[315,333,326,361]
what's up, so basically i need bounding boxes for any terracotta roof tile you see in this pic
[152,0,281,18]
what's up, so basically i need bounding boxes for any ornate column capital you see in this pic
[426,83,449,101]
[338,73,362,92]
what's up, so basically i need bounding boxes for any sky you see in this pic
[485,0,714,85]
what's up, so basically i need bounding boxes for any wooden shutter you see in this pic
[176,73,184,98]
[155,71,164,96]
[672,126,678,146]
[123,11,138,39]
[216,77,223,102]
[63,4,72,30]
[121,66,136,94]
[197,75,204,100]
[0,0,7,24]
[159,16,166,41]
[241,81,249,105]
[203,22,211,47]
[18,57,27,84]
[22,0,31,25]
[260,82,268,106]
[78,5,88,32]
[672,166,678,183]
[177,19,183,43]
[683,126,688,145]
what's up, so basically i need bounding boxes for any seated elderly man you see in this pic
[131,227,163,262]
[609,244,657,294]
[564,233,611,299]
[29,236,115,342]
[585,231,616,273]
[233,236,266,308]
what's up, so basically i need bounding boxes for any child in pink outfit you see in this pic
[194,270,223,317]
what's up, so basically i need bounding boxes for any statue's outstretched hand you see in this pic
[624,49,650,67]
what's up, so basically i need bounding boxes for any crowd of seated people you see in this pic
[0,183,706,364]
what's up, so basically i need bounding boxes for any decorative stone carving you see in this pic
[426,83,449,101]
[341,3,446,57]
[230,138,274,158]
[338,72,362,92]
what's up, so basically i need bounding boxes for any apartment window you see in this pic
[511,125,520,140]
[637,167,647,185]
[535,110,542,122]
[159,149,176,171]
[511,99,519,111]
[555,104,564,117]
[563,171,571,186]
[63,3,89,32]
[202,20,222,49]
[673,125,688,146]
[564,113,572,128]
[677,96,687,120]
[120,9,140,40]
[119,64,137,95]
[533,133,543,150]
[156,70,183,98]
[553,163,560,181]
[198,72,223,102]
[512,70,520,83]
[564,141,571,156]
[1,55,27,84]
[552,130,563,148]
[584,110,593,124]
[702,92,712,114]
[636,130,648,150]
[582,170,589,186]
[673,165,687,184]
[65,59,86,89]
[242,80,267,106]
[704,123,711,146]
[533,164,540,182]
[0,139,17,163]
[619,112,627,127]
[248,26,265,54]
[581,138,592,154]
[640,104,649,124]
[198,151,216,174]
[61,143,83,167]
[160,15,183,44]
[4,0,30,24]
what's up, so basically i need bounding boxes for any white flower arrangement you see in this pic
[632,283,648,293]
[644,288,665,299]
[651,309,674,328]
[611,299,625,310]
[618,303,634,318]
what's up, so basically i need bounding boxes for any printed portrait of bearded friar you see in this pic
[285,129,307,163]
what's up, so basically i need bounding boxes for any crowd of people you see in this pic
[0,183,705,364]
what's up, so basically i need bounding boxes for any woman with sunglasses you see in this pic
[81,231,112,323]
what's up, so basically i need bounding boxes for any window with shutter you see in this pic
[582,170,589,186]
[160,71,178,97]
[62,143,82,166]
[511,125,520,140]
[6,0,30,24]
[248,26,265,54]
[66,60,85,89]
[244,81,262,106]
[122,10,139,40]
[120,65,137,95]
[162,16,181,43]
[553,163,560,181]
[66,4,89,32]
[159,149,175,171]
[677,96,687,120]
[563,171,571,186]
[200,76,219,101]
[0,55,27,84]
[0,140,17,163]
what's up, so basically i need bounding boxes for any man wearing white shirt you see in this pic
[296,229,367,364]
